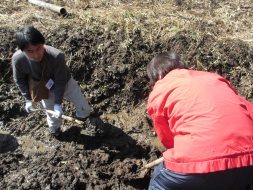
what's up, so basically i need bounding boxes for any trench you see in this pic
[0,24,253,189]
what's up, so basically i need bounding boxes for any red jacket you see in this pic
[147,69,253,174]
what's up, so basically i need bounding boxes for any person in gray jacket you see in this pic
[12,26,91,137]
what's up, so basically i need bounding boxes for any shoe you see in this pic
[50,128,62,138]
[75,116,88,122]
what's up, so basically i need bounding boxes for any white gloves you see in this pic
[25,100,33,113]
[54,104,63,118]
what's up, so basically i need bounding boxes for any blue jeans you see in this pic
[148,162,253,190]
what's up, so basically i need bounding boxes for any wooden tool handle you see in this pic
[144,157,164,169]
[61,115,84,125]
[32,109,84,125]
[45,109,84,125]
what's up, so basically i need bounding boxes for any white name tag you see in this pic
[45,79,54,90]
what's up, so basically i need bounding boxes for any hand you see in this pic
[54,104,63,118]
[25,100,33,113]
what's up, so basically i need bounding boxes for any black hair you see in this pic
[15,26,45,51]
[147,51,188,86]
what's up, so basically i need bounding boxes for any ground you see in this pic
[0,0,253,189]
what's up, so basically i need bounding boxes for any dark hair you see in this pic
[15,26,45,51]
[147,51,188,86]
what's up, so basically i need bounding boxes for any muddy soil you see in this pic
[0,26,161,190]
[1,1,253,189]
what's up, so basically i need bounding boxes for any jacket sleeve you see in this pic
[148,112,174,149]
[12,56,31,101]
[239,97,253,119]
[218,76,253,119]
[53,53,70,104]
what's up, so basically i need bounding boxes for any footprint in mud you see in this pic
[0,132,19,153]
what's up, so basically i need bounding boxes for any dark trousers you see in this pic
[148,162,253,190]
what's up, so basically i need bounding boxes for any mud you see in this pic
[0,25,158,189]
[1,1,253,189]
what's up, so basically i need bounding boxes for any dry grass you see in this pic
[1,0,252,46]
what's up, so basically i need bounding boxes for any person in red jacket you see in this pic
[147,51,253,190]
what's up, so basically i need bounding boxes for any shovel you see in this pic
[144,157,164,169]
[32,108,85,125]
[137,157,164,178]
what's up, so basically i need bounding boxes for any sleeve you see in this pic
[148,110,174,149]
[12,56,31,101]
[53,53,70,104]
[239,97,253,119]
[218,75,253,119]
[218,75,238,94]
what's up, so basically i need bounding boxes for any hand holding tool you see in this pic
[25,100,34,113]
[53,104,63,118]
[32,108,84,125]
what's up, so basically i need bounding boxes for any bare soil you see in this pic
[0,0,253,189]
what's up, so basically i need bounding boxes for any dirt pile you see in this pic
[0,0,253,189]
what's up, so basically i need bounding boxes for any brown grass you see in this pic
[1,0,252,46]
